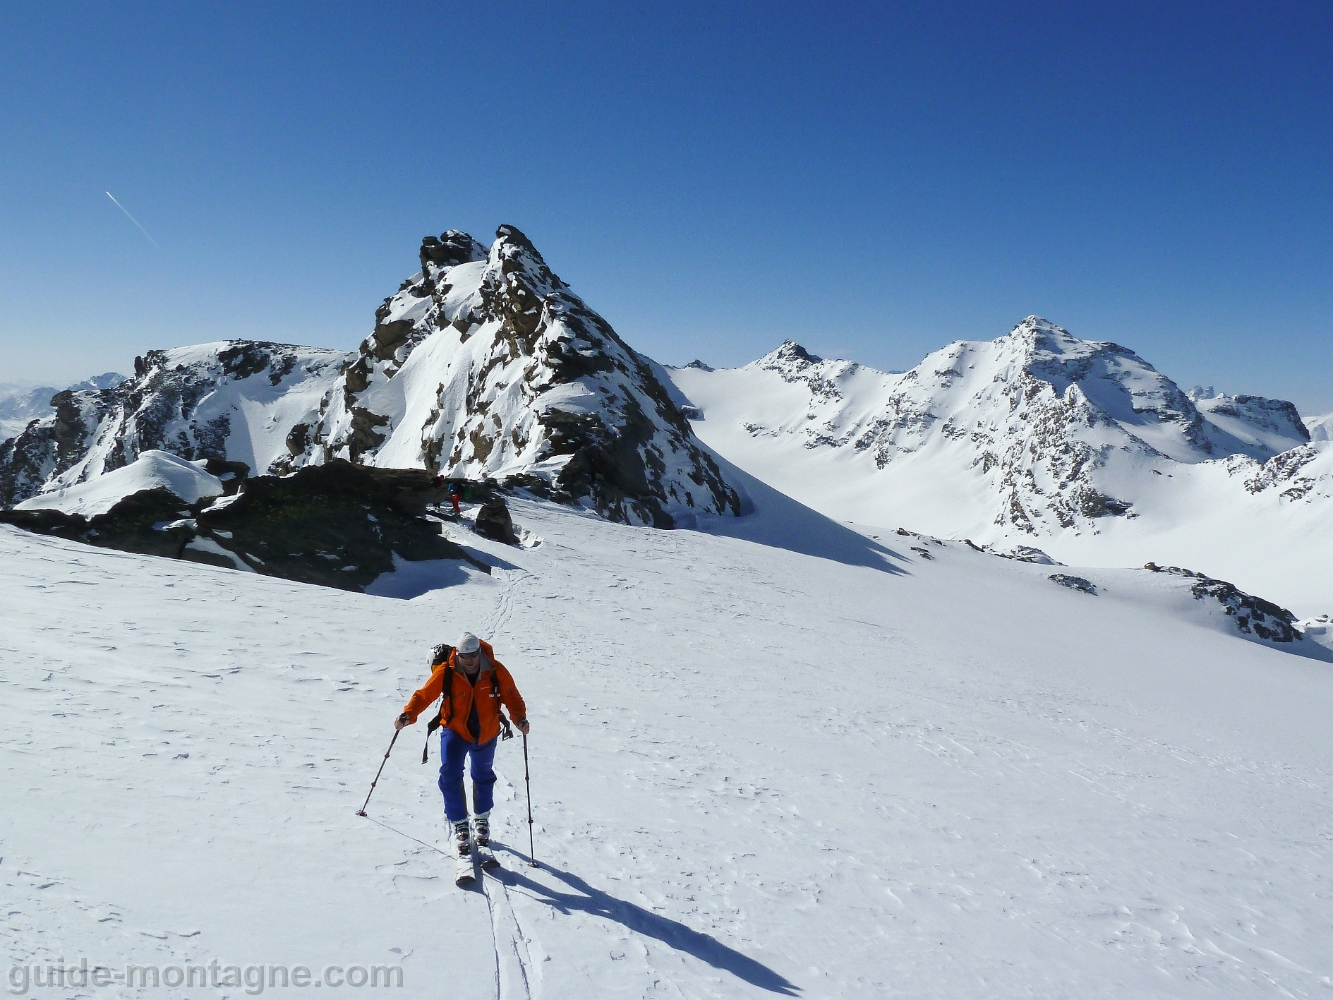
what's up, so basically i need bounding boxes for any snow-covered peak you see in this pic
[889,315,1307,465]
[754,340,823,373]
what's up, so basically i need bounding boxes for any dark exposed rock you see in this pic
[343,357,372,395]
[219,343,277,381]
[0,461,490,593]
[285,422,311,457]
[202,457,250,494]
[1049,573,1097,594]
[347,407,390,460]
[474,497,519,545]
[419,231,488,272]
[1074,487,1134,519]
[371,319,413,360]
[0,488,199,561]
[1143,562,1303,643]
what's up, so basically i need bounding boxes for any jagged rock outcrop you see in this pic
[280,225,741,528]
[0,373,124,442]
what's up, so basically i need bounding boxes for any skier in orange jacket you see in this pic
[396,632,529,861]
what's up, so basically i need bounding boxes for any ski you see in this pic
[475,843,500,871]
[454,853,476,886]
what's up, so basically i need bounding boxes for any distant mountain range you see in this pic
[664,319,1333,613]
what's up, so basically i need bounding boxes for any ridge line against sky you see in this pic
[0,2,1329,411]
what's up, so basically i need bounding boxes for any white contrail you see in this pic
[105,191,158,247]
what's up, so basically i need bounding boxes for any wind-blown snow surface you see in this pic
[4,489,1332,998]
[667,321,1333,616]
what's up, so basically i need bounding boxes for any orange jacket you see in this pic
[402,640,527,745]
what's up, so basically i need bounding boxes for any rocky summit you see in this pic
[278,225,740,527]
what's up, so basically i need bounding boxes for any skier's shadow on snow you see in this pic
[492,849,800,995]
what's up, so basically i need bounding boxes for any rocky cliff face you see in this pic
[278,225,740,527]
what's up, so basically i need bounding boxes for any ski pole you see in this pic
[522,732,538,867]
[356,729,400,817]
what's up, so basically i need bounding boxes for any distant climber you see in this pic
[447,480,463,517]
[395,632,529,881]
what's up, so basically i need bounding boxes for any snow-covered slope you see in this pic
[4,473,1332,998]
[282,226,739,527]
[667,318,1333,615]
[0,344,345,507]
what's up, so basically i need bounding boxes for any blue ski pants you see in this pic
[438,730,498,823]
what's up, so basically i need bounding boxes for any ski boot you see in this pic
[453,819,475,885]
[473,812,499,870]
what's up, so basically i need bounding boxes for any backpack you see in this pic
[421,643,513,763]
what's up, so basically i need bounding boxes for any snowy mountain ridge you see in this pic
[668,317,1333,613]
[1,227,740,528]
[0,343,347,508]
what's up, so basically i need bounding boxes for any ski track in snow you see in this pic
[3,492,1333,999]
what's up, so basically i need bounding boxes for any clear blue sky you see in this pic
[2,1,1330,411]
